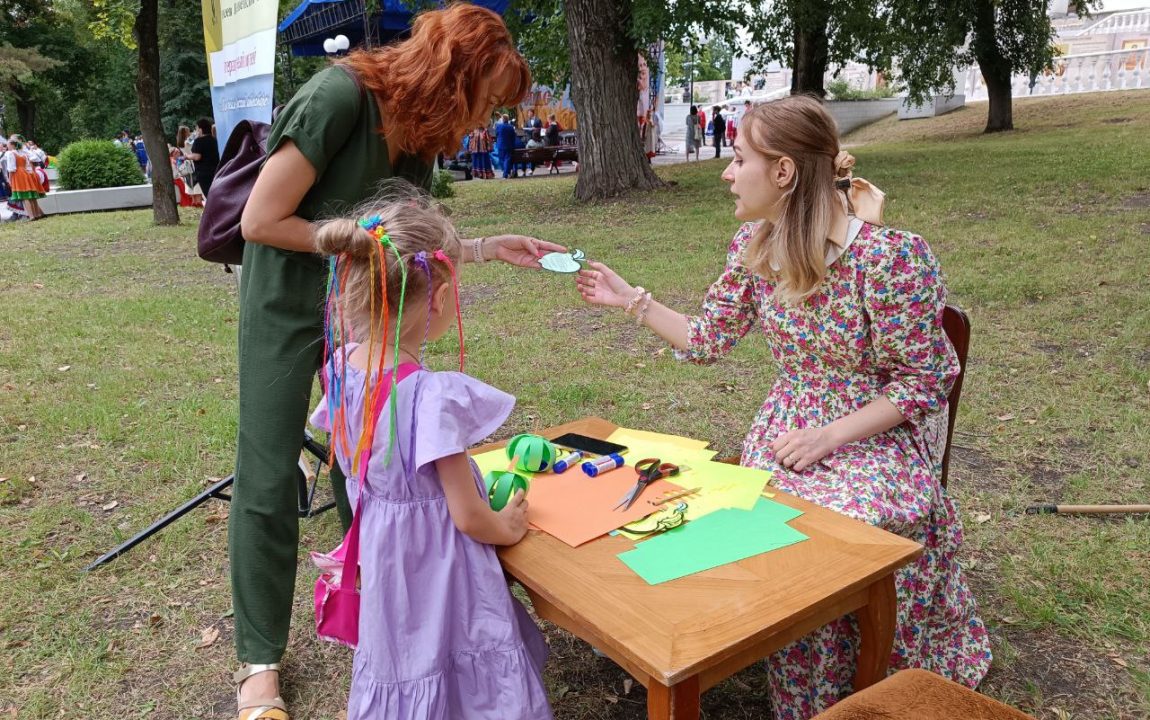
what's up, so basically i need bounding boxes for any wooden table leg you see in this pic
[853,574,897,690]
[646,674,700,720]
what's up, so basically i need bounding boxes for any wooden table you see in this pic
[476,417,923,719]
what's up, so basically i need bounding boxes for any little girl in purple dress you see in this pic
[308,193,553,719]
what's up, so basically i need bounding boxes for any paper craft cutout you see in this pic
[618,498,808,584]
[540,249,586,273]
[525,465,683,547]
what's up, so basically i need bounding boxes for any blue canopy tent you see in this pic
[278,0,511,56]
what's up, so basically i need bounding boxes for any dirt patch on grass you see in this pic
[951,445,1014,494]
[980,627,1145,719]
[550,306,645,346]
[459,282,500,308]
[1124,192,1150,209]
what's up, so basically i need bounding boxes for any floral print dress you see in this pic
[675,220,992,718]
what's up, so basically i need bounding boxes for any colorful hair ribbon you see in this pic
[434,249,465,372]
[412,251,434,365]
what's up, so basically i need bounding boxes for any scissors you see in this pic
[613,458,684,511]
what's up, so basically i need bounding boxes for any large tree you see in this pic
[743,0,893,97]
[888,0,1095,133]
[510,0,747,201]
[91,0,179,225]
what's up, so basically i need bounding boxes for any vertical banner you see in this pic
[201,0,278,145]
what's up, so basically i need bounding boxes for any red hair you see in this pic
[345,3,531,160]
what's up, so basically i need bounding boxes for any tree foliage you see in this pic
[664,36,735,88]
[0,0,211,150]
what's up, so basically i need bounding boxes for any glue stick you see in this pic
[581,453,624,477]
[553,450,584,474]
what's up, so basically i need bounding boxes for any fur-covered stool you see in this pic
[813,669,1035,720]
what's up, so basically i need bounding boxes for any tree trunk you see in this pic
[972,0,1013,133]
[564,0,662,201]
[790,1,830,97]
[15,94,36,140]
[135,0,180,225]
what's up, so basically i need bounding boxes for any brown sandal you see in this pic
[234,663,290,720]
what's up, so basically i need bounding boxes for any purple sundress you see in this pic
[310,353,552,720]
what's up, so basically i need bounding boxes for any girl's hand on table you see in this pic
[576,261,636,308]
[770,427,840,473]
[498,490,530,544]
[487,235,566,269]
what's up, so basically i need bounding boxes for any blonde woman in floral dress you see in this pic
[576,95,991,718]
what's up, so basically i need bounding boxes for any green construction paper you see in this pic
[618,498,808,585]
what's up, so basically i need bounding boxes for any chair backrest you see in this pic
[940,305,971,489]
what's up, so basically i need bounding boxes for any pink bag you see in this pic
[311,507,365,647]
[311,363,420,647]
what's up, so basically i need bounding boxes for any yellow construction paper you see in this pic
[616,460,771,540]
[609,427,712,451]
[606,433,718,467]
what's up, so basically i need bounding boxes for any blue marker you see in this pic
[582,453,625,477]
[553,450,584,474]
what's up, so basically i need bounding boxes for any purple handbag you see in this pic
[196,65,362,266]
[196,118,274,265]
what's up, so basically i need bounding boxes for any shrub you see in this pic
[57,140,145,190]
[826,79,898,101]
[430,168,455,199]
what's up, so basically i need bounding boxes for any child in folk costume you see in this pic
[308,191,552,720]
[5,136,46,220]
[470,125,494,179]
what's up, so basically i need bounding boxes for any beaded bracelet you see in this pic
[472,236,486,263]
[634,292,653,326]
[624,286,647,314]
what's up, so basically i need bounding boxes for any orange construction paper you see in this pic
[527,465,683,547]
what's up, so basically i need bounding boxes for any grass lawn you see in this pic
[1,91,1147,719]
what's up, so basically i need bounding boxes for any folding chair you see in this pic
[939,304,971,489]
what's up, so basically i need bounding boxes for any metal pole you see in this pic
[688,50,694,104]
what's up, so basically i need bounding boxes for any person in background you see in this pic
[711,105,726,159]
[133,135,149,177]
[496,112,517,179]
[186,117,219,197]
[471,123,494,179]
[544,113,561,147]
[641,109,658,162]
[4,135,46,220]
[725,105,737,147]
[685,105,700,162]
[576,95,991,718]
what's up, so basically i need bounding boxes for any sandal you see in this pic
[234,663,290,720]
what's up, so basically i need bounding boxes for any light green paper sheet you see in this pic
[618,498,808,585]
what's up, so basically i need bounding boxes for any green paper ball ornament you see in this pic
[505,434,557,473]
[484,471,529,511]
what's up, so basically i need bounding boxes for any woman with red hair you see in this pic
[233,6,562,719]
